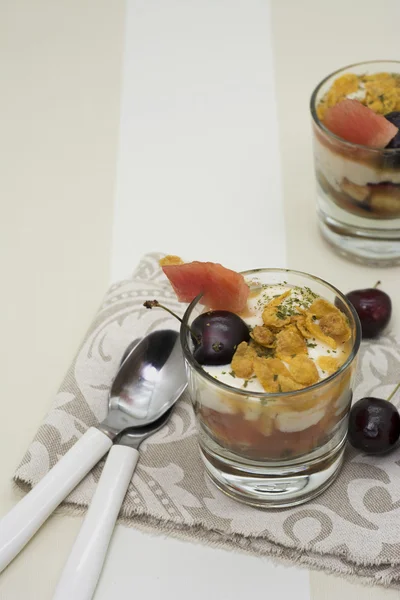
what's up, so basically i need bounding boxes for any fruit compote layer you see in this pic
[191,281,356,461]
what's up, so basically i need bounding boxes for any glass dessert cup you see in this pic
[181,269,361,508]
[310,60,400,265]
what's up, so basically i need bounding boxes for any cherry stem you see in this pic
[143,300,200,341]
[386,382,400,403]
[373,281,381,289]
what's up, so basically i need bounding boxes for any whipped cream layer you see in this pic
[316,138,400,190]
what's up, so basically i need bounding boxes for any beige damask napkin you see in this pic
[14,253,400,588]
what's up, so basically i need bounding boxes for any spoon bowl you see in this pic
[99,329,187,437]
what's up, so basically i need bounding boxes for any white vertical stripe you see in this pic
[106,2,308,598]
[111,0,286,280]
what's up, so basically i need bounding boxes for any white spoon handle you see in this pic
[0,427,112,573]
[52,444,139,600]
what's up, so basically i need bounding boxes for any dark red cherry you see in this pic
[191,311,249,366]
[348,397,400,454]
[345,282,391,338]
[385,111,400,149]
[143,300,249,366]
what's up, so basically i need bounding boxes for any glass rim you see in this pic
[310,59,400,154]
[180,267,362,399]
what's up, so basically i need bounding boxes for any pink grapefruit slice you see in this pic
[323,99,398,147]
[162,261,249,313]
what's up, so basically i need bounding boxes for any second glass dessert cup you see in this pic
[311,60,400,265]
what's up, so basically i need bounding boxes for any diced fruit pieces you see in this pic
[162,261,249,312]
[368,183,400,216]
[341,178,370,203]
[323,99,398,147]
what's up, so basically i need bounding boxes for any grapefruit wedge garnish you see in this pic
[323,99,398,147]
[161,260,249,313]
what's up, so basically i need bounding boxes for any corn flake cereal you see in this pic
[317,355,340,375]
[159,255,184,266]
[319,312,351,343]
[289,355,319,386]
[277,375,303,392]
[363,72,394,82]
[309,298,338,318]
[291,314,312,338]
[265,358,292,378]
[253,357,279,393]
[262,291,292,329]
[225,284,351,395]
[317,73,359,119]
[363,75,400,114]
[257,358,304,392]
[317,71,400,118]
[305,314,337,349]
[250,325,275,348]
[276,325,308,361]
[231,342,257,379]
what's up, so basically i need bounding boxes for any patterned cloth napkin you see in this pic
[14,253,400,588]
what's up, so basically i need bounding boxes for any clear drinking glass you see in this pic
[180,269,361,508]
[310,60,400,265]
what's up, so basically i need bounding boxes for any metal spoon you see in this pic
[0,329,187,573]
[52,334,186,600]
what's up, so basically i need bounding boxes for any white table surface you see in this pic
[1,0,400,598]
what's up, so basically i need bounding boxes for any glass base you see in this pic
[200,443,345,508]
[318,210,400,266]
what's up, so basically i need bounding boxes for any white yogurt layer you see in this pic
[204,283,347,393]
[276,406,326,433]
[316,139,400,190]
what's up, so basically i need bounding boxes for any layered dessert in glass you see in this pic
[310,60,400,264]
[180,268,361,508]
